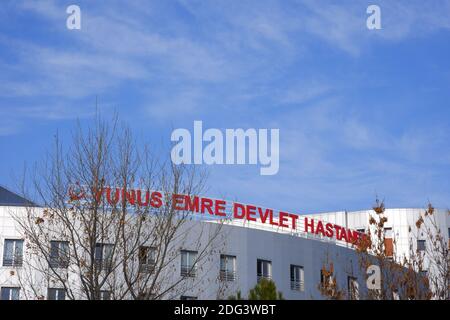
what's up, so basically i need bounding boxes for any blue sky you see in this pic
[0,0,449,214]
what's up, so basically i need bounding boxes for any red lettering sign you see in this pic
[68,184,361,244]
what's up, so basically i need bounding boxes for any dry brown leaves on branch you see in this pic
[416,216,424,229]
[373,198,385,214]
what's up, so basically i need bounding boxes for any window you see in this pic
[448,228,450,249]
[320,269,332,286]
[257,259,272,281]
[348,276,359,300]
[290,265,304,291]
[384,227,393,238]
[100,290,111,300]
[1,287,20,300]
[220,255,236,281]
[181,250,197,277]
[180,296,197,300]
[139,246,156,272]
[2,239,23,267]
[137,292,156,300]
[49,241,70,268]
[95,243,113,270]
[320,269,336,296]
[48,288,66,300]
[392,290,400,300]
[384,227,393,258]
[417,239,426,252]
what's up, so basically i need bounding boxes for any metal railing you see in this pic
[139,261,156,273]
[257,274,272,282]
[95,259,113,271]
[2,255,23,267]
[181,265,197,277]
[290,280,304,291]
[206,217,351,249]
[49,257,70,269]
[219,270,236,281]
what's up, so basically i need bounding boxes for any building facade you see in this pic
[0,186,448,300]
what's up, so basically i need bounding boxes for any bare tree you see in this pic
[317,257,346,300]
[12,114,224,300]
[409,204,449,300]
[318,198,441,300]
[355,199,432,300]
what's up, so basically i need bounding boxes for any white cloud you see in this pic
[279,80,331,105]
[0,118,22,136]
[145,86,205,121]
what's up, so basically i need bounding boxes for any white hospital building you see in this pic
[0,186,448,300]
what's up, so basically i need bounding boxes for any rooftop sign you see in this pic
[69,185,365,245]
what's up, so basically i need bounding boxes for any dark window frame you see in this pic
[100,290,111,300]
[180,250,198,277]
[47,288,66,300]
[290,265,304,291]
[0,287,20,300]
[219,254,236,281]
[257,259,272,282]
[138,246,157,273]
[417,239,426,252]
[180,295,197,300]
[94,243,114,271]
[2,239,24,267]
[49,241,70,269]
[347,276,359,300]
